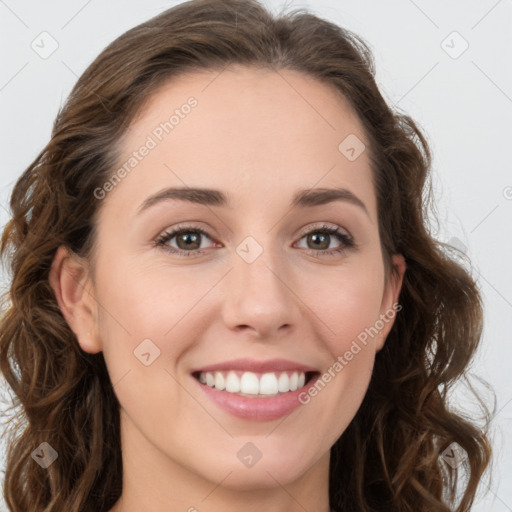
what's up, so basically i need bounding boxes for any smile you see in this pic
[193,370,316,397]
[191,360,321,421]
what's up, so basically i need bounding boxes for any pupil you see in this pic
[179,232,199,250]
[310,233,328,250]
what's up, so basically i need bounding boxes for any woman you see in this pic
[0,0,492,510]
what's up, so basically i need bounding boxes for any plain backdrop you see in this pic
[0,1,511,511]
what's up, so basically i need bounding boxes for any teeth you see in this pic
[290,371,298,390]
[278,372,290,392]
[240,372,259,394]
[214,372,226,391]
[226,371,241,393]
[197,370,308,396]
[259,373,279,394]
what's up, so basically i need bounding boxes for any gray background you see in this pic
[0,1,511,510]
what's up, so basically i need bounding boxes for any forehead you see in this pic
[103,65,376,220]
[129,64,367,150]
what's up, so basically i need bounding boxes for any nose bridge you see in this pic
[221,232,300,336]
[235,233,287,299]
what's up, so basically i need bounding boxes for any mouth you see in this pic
[189,358,322,421]
[191,370,320,398]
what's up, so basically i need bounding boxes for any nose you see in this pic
[220,244,302,340]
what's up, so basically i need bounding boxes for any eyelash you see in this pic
[155,223,356,259]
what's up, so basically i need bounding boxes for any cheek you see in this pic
[95,253,200,337]
[301,263,384,415]
[92,257,186,379]
[93,261,202,427]
[314,264,385,355]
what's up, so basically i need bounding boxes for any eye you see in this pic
[155,225,216,257]
[295,224,355,257]
[155,223,356,258]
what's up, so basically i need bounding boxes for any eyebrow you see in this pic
[137,186,369,217]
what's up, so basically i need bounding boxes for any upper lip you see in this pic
[190,358,319,374]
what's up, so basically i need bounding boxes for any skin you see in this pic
[50,65,406,512]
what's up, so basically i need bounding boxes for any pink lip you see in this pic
[191,370,321,422]
[190,358,319,374]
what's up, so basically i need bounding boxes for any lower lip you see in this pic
[193,373,320,421]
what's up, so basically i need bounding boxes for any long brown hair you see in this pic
[0,0,493,510]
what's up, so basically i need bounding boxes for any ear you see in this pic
[49,245,102,354]
[375,253,406,352]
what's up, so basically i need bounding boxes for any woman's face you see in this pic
[54,65,405,493]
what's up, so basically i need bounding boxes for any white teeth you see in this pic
[259,373,279,394]
[240,372,259,394]
[225,371,241,393]
[278,372,290,392]
[290,371,298,390]
[197,370,308,395]
[214,372,225,391]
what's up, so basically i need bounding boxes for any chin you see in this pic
[195,451,315,490]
